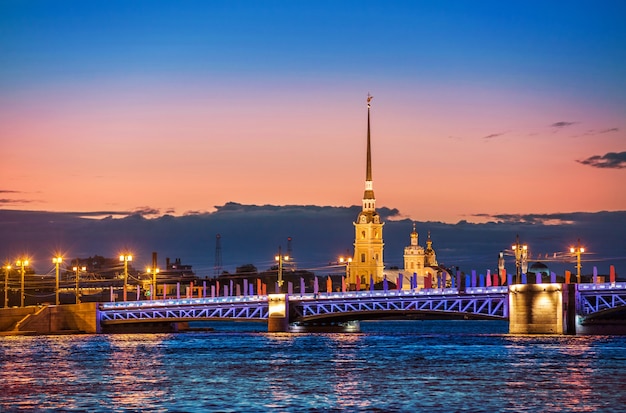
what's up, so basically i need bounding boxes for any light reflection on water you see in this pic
[1,320,626,412]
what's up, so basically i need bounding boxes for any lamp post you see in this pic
[275,246,289,288]
[15,258,29,307]
[570,239,585,284]
[146,267,160,300]
[72,264,86,304]
[339,256,352,291]
[3,264,11,308]
[52,256,62,305]
[120,254,133,301]
[511,235,528,284]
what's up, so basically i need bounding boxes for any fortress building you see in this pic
[403,223,425,274]
[349,95,384,289]
[401,225,440,288]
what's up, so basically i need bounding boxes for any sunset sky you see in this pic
[2,0,625,224]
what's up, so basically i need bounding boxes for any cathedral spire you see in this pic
[366,93,373,183]
[410,222,418,246]
[363,94,375,211]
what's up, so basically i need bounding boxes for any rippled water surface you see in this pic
[1,320,626,412]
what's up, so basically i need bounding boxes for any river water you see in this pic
[1,320,625,412]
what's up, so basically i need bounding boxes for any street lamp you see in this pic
[15,258,29,307]
[498,252,505,285]
[120,254,133,301]
[570,239,585,284]
[146,266,160,300]
[52,256,63,305]
[339,256,352,291]
[72,264,86,304]
[511,235,528,284]
[3,264,11,308]
[275,246,289,288]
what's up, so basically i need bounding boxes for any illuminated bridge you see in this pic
[98,283,626,334]
[99,287,509,330]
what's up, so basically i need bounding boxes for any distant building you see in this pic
[528,262,550,282]
[160,257,196,280]
[400,224,440,286]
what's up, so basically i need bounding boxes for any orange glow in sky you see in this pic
[1,2,624,223]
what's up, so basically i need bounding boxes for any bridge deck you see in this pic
[98,286,510,324]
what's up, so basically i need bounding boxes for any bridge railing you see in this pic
[99,286,511,309]
[578,282,626,291]
[292,286,509,301]
[99,295,268,310]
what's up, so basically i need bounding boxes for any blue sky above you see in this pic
[3,0,625,103]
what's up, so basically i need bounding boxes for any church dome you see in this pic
[528,262,550,276]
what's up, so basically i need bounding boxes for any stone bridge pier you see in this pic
[508,284,577,334]
[267,294,290,332]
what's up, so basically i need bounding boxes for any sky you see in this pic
[1,0,625,224]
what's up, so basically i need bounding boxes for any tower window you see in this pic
[361,253,365,263]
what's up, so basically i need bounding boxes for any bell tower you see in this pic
[404,222,425,276]
[350,94,384,289]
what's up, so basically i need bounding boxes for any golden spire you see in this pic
[366,93,373,183]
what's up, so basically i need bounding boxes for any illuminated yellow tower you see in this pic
[350,94,384,289]
[424,231,438,267]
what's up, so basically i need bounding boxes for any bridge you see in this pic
[3,283,624,335]
[99,286,509,327]
[96,283,626,334]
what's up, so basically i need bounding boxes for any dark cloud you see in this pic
[572,127,620,138]
[474,212,582,225]
[577,152,626,169]
[0,198,34,204]
[183,210,204,216]
[551,121,577,129]
[213,202,400,220]
[482,132,507,140]
[1,205,624,278]
[0,190,21,194]
[599,127,619,134]
[132,206,161,216]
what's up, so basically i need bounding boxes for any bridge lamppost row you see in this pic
[570,239,585,284]
[120,254,132,301]
[3,264,11,308]
[146,267,160,300]
[275,247,289,288]
[53,256,62,305]
[15,258,29,307]
[511,235,528,285]
[73,264,86,304]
